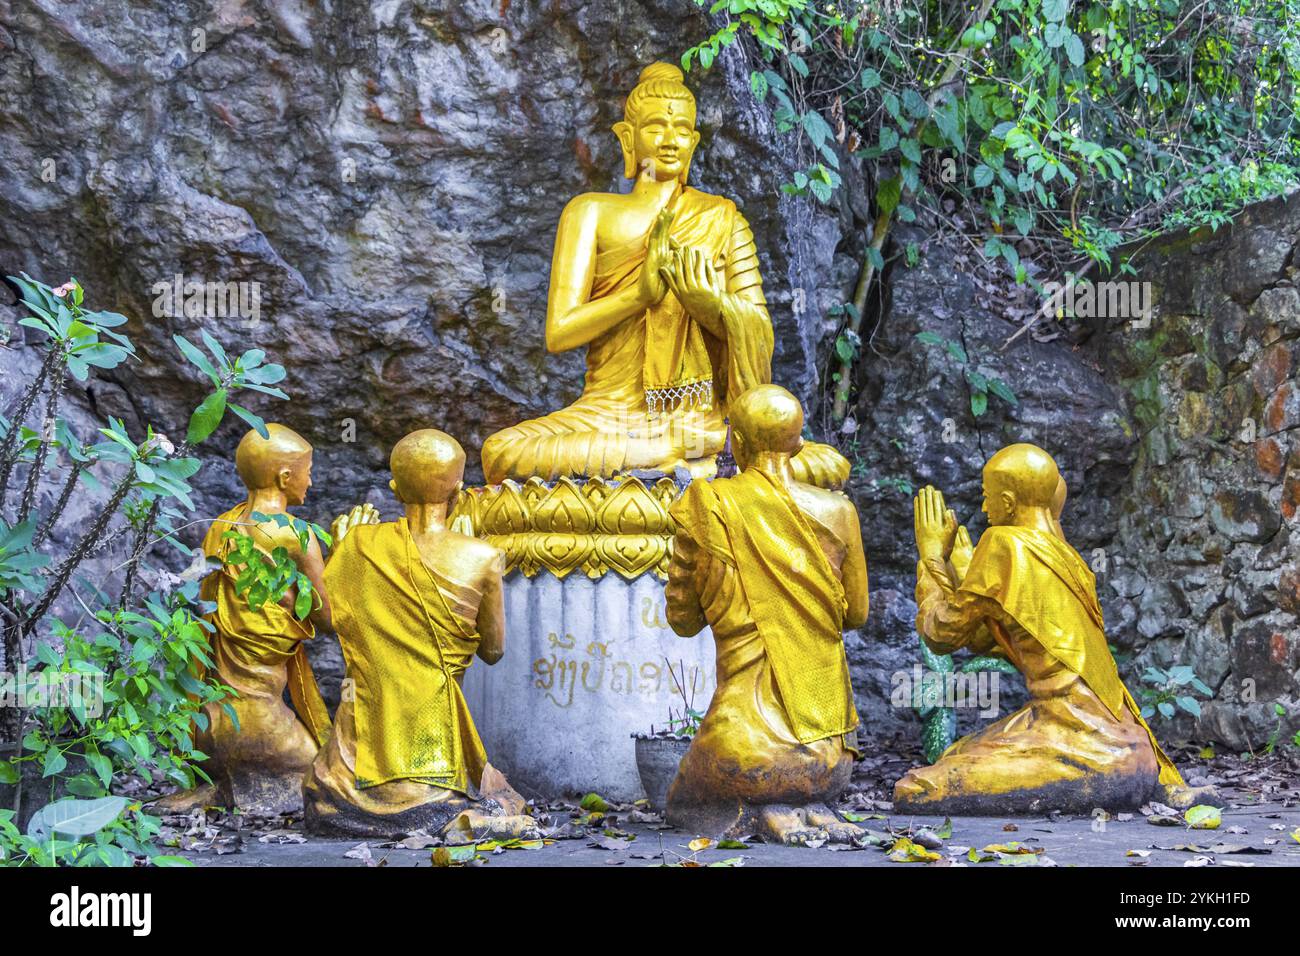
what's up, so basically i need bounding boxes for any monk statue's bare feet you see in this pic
[1160,782,1221,809]
[442,809,540,845]
[758,805,830,847]
[147,783,220,815]
[804,804,864,844]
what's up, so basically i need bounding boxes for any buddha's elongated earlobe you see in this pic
[679,129,701,184]
[612,121,637,179]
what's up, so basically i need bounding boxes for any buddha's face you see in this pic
[280,453,313,507]
[619,96,699,182]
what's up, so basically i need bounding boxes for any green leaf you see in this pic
[173,334,220,383]
[580,792,610,813]
[228,403,269,439]
[1184,805,1222,830]
[970,391,988,417]
[875,177,902,216]
[1043,0,1068,23]
[85,751,114,788]
[1064,32,1085,67]
[27,796,129,839]
[186,388,228,445]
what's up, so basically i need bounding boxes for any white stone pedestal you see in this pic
[461,570,715,802]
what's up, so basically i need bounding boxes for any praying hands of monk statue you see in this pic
[479,62,849,487]
[304,430,537,841]
[895,445,1209,815]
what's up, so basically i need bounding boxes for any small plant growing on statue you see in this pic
[221,513,331,620]
[1136,665,1213,722]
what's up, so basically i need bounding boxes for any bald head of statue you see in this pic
[730,385,805,471]
[389,429,466,508]
[980,443,1061,527]
[235,423,313,506]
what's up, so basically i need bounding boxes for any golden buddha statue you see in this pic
[480,62,848,488]
[895,443,1197,814]
[304,430,535,840]
[159,424,332,815]
[663,386,868,844]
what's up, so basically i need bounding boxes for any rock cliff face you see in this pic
[848,195,1300,749]
[1,1,1294,749]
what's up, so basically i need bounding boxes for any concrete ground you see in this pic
[164,746,1300,868]
[176,799,1300,868]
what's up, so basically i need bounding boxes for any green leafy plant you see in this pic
[222,512,331,620]
[678,0,1300,421]
[1136,664,1213,722]
[912,635,1019,763]
[914,331,1018,417]
[0,274,292,866]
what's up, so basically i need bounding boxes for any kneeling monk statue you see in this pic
[895,443,1195,814]
[158,424,332,815]
[480,62,848,488]
[304,429,536,840]
[664,386,869,844]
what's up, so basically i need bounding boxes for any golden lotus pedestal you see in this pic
[454,475,716,801]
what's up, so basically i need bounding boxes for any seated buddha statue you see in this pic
[304,430,536,840]
[895,444,1200,814]
[663,386,869,844]
[157,424,332,815]
[480,62,848,489]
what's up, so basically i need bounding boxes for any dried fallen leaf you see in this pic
[980,841,1043,855]
[431,845,480,867]
[687,837,714,852]
[888,837,941,863]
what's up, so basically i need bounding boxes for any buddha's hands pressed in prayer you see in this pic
[638,206,676,308]
[661,246,723,330]
[913,485,958,565]
[331,502,381,546]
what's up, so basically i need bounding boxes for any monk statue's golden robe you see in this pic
[194,503,331,814]
[481,188,847,487]
[304,519,526,836]
[894,525,1185,814]
[664,469,860,839]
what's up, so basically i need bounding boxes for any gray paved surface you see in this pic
[180,800,1300,868]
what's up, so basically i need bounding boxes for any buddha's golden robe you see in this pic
[195,504,331,808]
[481,188,849,487]
[664,470,859,834]
[895,525,1184,813]
[305,520,521,834]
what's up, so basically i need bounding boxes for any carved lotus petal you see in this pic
[481,481,530,535]
[520,476,550,511]
[534,477,596,533]
[595,534,667,580]
[529,533,591,579]
[597,476,669,534]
